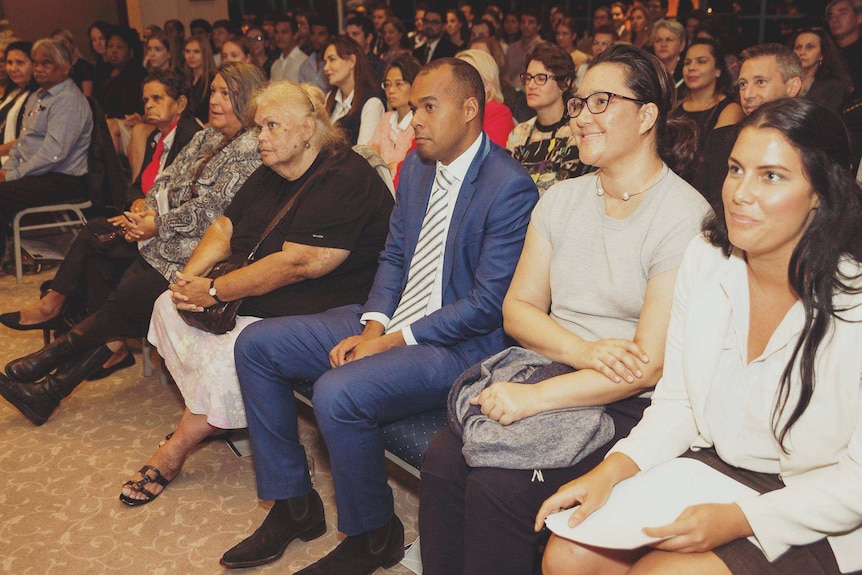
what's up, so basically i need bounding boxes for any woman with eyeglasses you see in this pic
[418,44,711,575]
[507,43,586,195]
[368,54,420,179]
[245,27,273,77]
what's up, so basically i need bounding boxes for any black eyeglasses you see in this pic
[246,35,264,42]
[423,17,442,25]
[566,91,645,117]
[519,72,557,86]
[382,80,410,90]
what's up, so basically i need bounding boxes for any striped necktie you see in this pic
[387,167,454,333]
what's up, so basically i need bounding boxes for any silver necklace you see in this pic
[595,164,669,201]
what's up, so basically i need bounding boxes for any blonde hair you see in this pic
[254,81,346,151]
[456,48,504,103]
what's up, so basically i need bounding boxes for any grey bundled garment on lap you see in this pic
[447,347,614,469]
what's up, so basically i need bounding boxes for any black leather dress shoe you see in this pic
[294,515,404,575]
[220,489,326,569]
[0,311,65,332]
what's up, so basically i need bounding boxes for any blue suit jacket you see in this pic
[363,133,539,363]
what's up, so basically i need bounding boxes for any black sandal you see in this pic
[119,464,172,507]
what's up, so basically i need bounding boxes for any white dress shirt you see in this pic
[362,133,484,344]
[270,46,308,83]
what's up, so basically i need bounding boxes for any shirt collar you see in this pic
[335,89,354,107]
[437,132,483,183]
[39,77,72,98]
[389,110,413,131]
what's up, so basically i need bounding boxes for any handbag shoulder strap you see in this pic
[246,153,331,261]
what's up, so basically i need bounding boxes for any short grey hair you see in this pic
[652,19,686,45]
[826,0,862,16]
[32,38,72,69]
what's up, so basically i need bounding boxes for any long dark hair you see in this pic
[680,38,735,98]
[704,98,862,449]
[324,36,380,119]
[591,44,698,175]
[789,27,852,95]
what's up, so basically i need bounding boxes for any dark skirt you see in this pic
[683,449,860,575]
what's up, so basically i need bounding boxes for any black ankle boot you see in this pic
[5,314,96,382]
[294,515,405,575]
[220,489,327,569]
[0,345,113,425]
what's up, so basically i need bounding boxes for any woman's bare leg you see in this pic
[628,550,732,575]
[542,534,646,575]
[120,408,221,502]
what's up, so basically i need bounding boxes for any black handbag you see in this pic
[178,159,325,335]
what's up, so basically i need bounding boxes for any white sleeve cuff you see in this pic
[360,312,390,329]
[402,325,417,345]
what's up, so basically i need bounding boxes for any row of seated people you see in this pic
[1,38,862,575]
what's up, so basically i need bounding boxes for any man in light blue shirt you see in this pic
[0,38,92,258]
[297,16,333,93]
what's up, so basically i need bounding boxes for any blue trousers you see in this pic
[234,304,475,536]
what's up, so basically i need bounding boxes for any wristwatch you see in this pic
[208,279,225,304]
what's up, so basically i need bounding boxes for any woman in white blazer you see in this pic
[537,98,862,575]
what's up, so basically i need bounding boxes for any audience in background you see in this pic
[51,28,93,96]
[507,43,583,193]
[323,35,384,146]
[506,8,543,90]
[791,26,852,112]
[456,48,514,147]
[183,34,216,124]
[446,9,469,50]
[297,17,332,91]
[344,15,386,83]
[367,54,419,177]
[413,6,458,65]
[674,38,744,158]
[379,17,411,64]
[245,25,273,77]
[270,15,307,83]
[652,19,687,87]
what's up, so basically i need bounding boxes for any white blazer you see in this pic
[611,234,862,573]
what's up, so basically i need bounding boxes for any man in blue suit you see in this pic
[221,58,538,574]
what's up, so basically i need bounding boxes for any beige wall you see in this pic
[2,0,228,58]
[4,0,118,57]
[132,0,228,34]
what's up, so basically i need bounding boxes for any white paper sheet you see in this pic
[545,457,758,549]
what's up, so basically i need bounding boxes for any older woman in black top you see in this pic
[119,81,394,506]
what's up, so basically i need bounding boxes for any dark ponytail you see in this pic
[593,44,699,175]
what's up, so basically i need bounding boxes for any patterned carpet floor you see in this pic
[0,268,420,574]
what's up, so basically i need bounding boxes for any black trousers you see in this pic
[0,172,88,255]
[67,256,168,351]
[50,217,138,316]
[418,396,649,575]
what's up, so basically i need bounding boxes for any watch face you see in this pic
[209,286,217,296]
